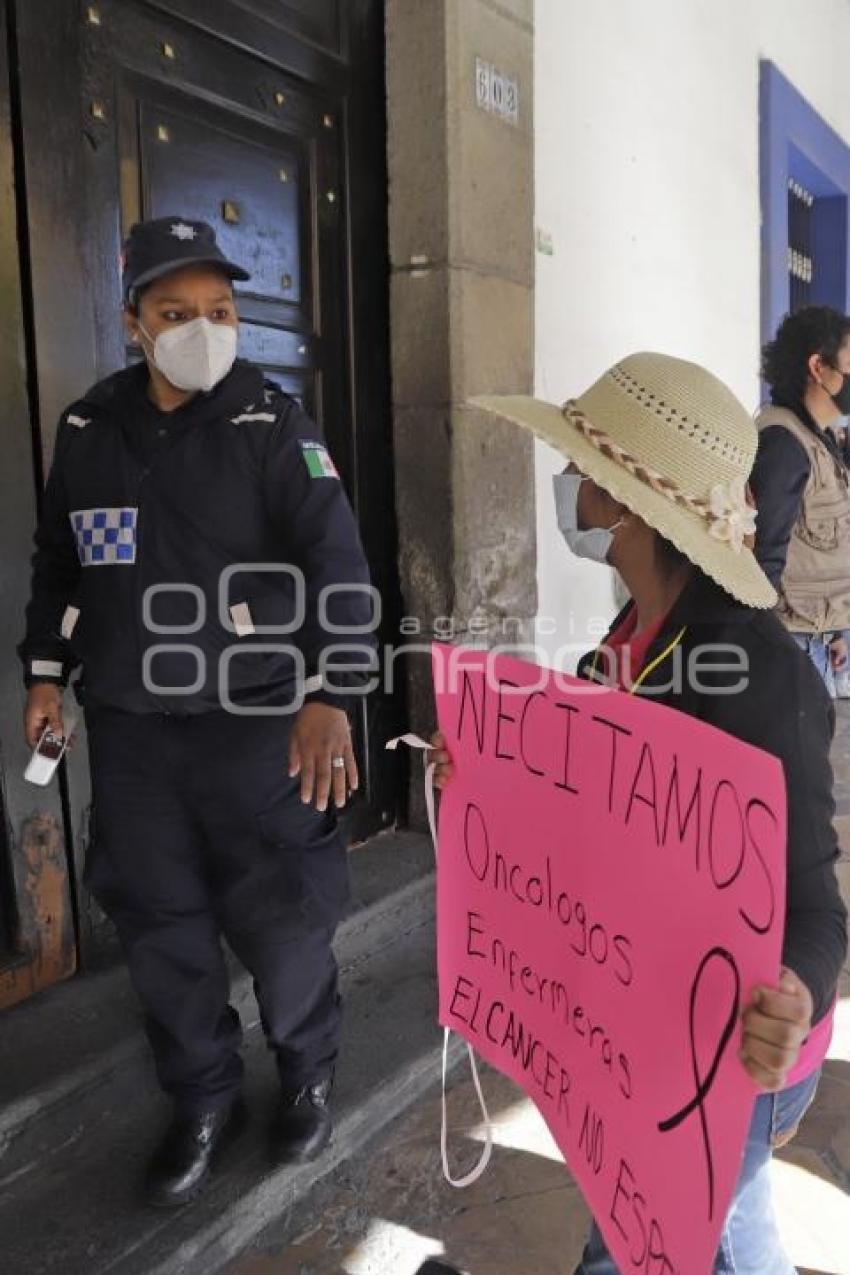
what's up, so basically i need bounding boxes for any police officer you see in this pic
[19,218,376,1206]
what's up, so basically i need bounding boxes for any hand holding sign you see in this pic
[431,731,454,789]
[432,643,787,1275]
[739,967,812,1091]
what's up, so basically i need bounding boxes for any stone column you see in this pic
[386,0,536,779]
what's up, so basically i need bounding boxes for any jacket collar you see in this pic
[76,358,268,425]
[580,570,754,686]
[757,399,844,466]
[659,570,754,631]
[604,570,752,641]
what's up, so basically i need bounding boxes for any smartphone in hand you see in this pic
[24,719,75,786]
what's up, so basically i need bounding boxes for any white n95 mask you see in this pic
[139,317,237,392]
[553,472,624,564]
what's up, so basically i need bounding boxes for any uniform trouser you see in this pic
[83,705,350,1116]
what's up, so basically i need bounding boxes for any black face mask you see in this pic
[829,372,850,415]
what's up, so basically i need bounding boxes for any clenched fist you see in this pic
[740,966,813,1092]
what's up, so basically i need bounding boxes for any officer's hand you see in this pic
[739,966,813,1092]
[289,702,357,811]
[24,683,64,750]
[431,731,455,790]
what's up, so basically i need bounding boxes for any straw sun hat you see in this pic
[472,352,777,609]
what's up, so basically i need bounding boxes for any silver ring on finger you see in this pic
[331,755,346,769]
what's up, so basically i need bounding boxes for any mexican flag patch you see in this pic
[300,440,340,479]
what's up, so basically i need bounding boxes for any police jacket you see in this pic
[577,571,848,1026]
[19,359,375,716]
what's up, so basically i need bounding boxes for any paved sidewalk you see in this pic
[231,1031,850,1275]
[231,707,850,1275]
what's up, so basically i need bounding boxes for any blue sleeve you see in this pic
[749,425,810,588]
[263,398,377,710]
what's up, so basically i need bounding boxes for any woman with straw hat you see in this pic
[431,352,847,1273]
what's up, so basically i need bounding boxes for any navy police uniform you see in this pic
[19,227,374,1115]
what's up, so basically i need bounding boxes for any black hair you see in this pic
[124,283,149,316]
[652,530,693,581]
[124,264,234,316]
[761,306,850,410]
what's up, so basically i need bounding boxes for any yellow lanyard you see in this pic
[589,625,689,694]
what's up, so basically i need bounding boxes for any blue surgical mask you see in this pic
[553,472,624,564]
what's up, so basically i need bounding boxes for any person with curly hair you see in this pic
[752,306,850,694]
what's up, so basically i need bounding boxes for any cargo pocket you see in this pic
[784,590,828,631]
[796,514,840,551]
[254,802,350,935]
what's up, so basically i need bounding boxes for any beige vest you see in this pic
[755,405,850,633]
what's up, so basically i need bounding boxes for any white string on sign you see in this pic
[385,732,493,1189]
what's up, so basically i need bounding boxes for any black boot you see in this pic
[270,1076,333,1164]
[144,1098,246,1208]
[415,1263,466,1274]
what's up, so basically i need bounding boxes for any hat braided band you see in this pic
[562,403,712,519]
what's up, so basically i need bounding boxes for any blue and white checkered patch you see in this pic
[69,507,138,566]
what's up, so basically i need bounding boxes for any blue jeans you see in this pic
[574,1069,820,1274]
[792,633,836,697]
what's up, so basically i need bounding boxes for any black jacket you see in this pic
[19,359,375,715]
[577,572,848,1025]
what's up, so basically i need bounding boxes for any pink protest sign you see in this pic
[433,643,787,1275]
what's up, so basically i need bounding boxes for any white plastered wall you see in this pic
[534,0,850,667]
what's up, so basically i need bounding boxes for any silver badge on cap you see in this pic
[169,222,197,241]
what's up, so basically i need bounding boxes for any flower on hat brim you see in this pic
[707,478,757,553]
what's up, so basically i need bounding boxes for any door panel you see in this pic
[140,103,307,308]
[0,0,77,1006]
[229,0,343,54]
[140,0,347,84]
